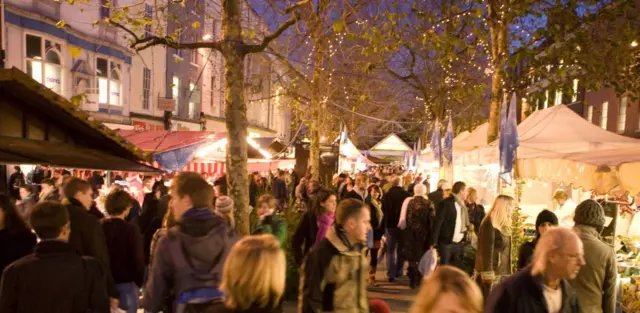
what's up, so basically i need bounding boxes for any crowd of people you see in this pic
[0,165,617,313]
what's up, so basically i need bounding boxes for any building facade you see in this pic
[2,0,291,141]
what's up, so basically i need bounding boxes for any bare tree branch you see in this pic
[244,14,299,53]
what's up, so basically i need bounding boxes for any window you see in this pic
[544,90,549,109]
[587,105,593,123]
[210,75,215,110]
[96,57,122,106]
[25,34,62,95]
[601,101,609,130]
[572,79,579,102]
[172,76,180,113]
[188,82,197,119]
[618,97,628,133]
[144,4,152,38]
[100,0,110,19]
[554,89,562,106]
[142,68,151,110]
[190,50,197,65]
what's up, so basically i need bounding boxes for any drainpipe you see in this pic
[0,0,5,68]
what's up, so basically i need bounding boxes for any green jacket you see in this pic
[252,214,287,246]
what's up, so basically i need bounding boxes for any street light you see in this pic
[631,41,638,48]
[203,34,212,41]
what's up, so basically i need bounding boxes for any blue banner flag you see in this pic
[443,116,453,164]
[429,120,442,165]
[499,93,520,184]
[154,141,211,172]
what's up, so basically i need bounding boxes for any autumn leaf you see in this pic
[192,21,201,29]
[56,20,66,28]
[249,29,256,39]
[68,46,82,59]
[333,20,345,33]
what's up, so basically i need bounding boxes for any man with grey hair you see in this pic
[485,227,583,313]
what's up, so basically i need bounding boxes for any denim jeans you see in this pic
[385,228,404,279]
[116,282,139,313]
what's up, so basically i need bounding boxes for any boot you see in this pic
[368,265,378,287]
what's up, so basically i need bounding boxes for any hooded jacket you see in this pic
[300,225,368,313]
[144,208,238,312]
[569,225,616,313]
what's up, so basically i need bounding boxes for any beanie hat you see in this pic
[536,209,559,230]
[574,199,605,228]
[413,183,427,197]
[215,196,233,213]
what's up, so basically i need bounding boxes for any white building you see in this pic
[2,0,291,141]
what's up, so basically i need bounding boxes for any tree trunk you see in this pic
[487,0,508,143]
[308,3,327,181]
[222,0,250,235]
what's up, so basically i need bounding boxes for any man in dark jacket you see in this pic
[485,227,583,313]
[343,173,369,202]
[301,198,370,313]
[431,181,470,267]
[144,172,238,312]
[427,179,449,208]
[39,178,60,202]
[570,200,617,313]
[0,201,109,313]
[249,172,260,209]
[271,170,288,210]
[381,177,409,281]
[63,178,119,304]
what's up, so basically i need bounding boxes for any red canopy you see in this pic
[117,130,225,153]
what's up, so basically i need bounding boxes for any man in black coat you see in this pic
[485,227,583,313]
[342,173,369,202]
[427,179,449,208]
[431,181,469,267]
[63,178,119,305]
[0,201,109,313]
[272,170,289,210]
[381,176,409,282]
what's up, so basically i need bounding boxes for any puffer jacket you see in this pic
[300,225,368,313]
[569,225,616,313]
[144,207,238,312]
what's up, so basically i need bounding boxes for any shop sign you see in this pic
[133,120,164,131]
[158,98,176,111]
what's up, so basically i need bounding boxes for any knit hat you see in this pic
[215,196,234,213]
[574,199,606,228]
[413,183,427,197]
[535,209,559,230]
[369,299,391,313]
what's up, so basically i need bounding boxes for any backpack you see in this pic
[165,228,225,311]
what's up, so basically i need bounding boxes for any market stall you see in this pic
[0,68,160,194]
[338,133,373,173]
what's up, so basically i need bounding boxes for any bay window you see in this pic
[25,34,62,95]
[96,58,122,106]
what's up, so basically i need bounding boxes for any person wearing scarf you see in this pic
[431,182,471,267]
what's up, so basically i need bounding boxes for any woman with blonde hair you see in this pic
[214,234,285,313]
[410,266,483,313]
[474,195,514,299]
[551,189,576,228]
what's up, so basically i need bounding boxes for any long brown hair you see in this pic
[311,188,336,215]
[0,195,30,233]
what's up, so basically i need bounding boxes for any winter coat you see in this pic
[475,217,512,281]
[343,189,367,202]
[485,266,580,313]
[401,197,435,262]
[427,188,444,208]
[292,212,319,266]
[0,228,36,279]
[517,240,537,271]
[252,213,287,246]
[366,196,384,241]
[431,196,470,246]
[0,240,110,313]
[300,225,369,313]
[381,186,410,229]
[65,198,118,298]
[101,218,146,287]
[144,208,238,312]
[467,202,485,235]
[569,225,616,313]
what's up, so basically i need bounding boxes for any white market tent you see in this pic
[510,105,640,194]
[369,133,412,158]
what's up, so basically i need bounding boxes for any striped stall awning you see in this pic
[148,161,225,174]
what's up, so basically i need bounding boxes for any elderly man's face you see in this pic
[551,234,585,280]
